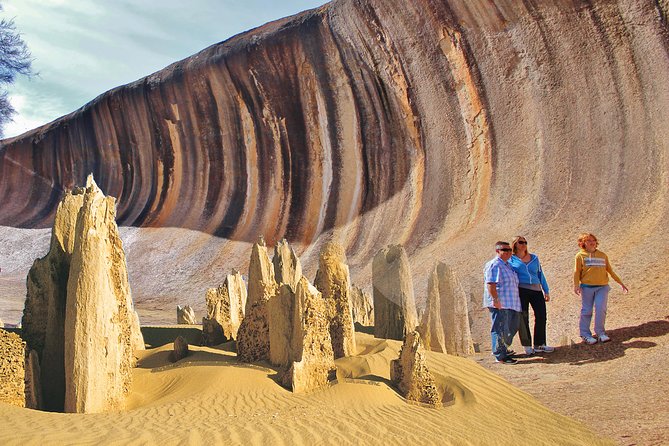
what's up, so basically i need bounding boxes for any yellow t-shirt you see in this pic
[573,249,623,287]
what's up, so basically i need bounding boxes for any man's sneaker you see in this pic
[495,357,518,365]
[598,334,611,343]
[582,336,598,345]
[524,346,535,356]
[534,345,555,353]
[506,349,516,357]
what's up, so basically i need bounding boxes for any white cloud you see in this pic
[1,0,326,139]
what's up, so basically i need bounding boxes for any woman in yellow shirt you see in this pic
[573,233,628,344]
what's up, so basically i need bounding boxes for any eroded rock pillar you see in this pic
[372,245,418,340]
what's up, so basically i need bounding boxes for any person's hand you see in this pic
[544,293,550,302]
[573,286,581,296]
[621,284,629,294]
[493,298,501,309]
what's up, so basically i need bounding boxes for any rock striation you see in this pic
[7,0,669,258]
[177,305,197,325]
[269,277,335,393]
[237,238,277,363]
[314,242,356,358]
[202,271,247,346]
[372,245,418,341]
[2,0,669,341]
[350,285,373,327]
[63,175,144,413]
[390,331,442,407]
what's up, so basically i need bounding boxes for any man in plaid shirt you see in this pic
[483,241,522,364]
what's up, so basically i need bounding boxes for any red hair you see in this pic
[578,233,598,249]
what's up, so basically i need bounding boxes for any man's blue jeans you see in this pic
[489,308,520,360]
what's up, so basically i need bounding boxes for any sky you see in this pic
[1,0,326,139]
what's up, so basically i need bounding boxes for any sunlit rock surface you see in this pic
[1,0,669,340]
[372,245,419,341]
[64,177,144,413]
[202,271,247,345]
[237,239,277,363]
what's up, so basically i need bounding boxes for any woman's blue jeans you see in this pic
[579,285,610,337]
[489,308,520,360]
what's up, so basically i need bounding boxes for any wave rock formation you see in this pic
[1,0,669,327]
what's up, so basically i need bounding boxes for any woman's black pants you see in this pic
[518,287,547,347]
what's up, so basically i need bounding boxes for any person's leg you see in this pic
[505,310,521,347]
[518,288,532,347]
[489,308,507,360]
[593,285,610,337]
[530,290,547,347]
[579,287,596,338]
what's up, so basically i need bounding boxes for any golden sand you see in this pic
[0,332,612,446]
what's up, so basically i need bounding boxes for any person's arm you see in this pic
[605,254,629,294]
[537,259,550,302]
[487,282,501,309]
[573,254,582,295]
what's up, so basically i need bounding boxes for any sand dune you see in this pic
[0,332,611,445]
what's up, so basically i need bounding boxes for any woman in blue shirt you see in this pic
[509,236,554,355]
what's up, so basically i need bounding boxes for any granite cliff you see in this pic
[1,0,668,333]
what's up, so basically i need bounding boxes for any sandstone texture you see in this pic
[0,329,27,407]
[350,285,373,327]
[372,245,418,341]
[390,331,442,407]
[177,305,197,325]
[270,277,335,393]
[2,0,668,330]
[24,349,41,410]
[62,176,144,414]
[314,242,356,358]
[237,239,277,363]
[438,263,474,356]
[22,188,84,411]
[418,268,448,353]
[171,336,189,362]
[3,1,669,441]
[419,263,474,355]
[273,239,303,291]
[202,271,247,345]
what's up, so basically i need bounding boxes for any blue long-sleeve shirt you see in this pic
[509,254,550,294]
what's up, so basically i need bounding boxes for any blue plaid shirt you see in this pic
[483,256,521,311]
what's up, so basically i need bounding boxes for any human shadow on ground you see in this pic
[535,317,669,366]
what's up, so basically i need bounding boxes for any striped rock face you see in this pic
[1,0,669,329]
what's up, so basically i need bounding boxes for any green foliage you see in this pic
[0,4,33,137]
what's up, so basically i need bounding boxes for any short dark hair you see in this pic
[495,241,510,250]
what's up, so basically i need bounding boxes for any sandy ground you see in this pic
[476,282,669,445]
[0,332,611,446]
[1,226,668,444]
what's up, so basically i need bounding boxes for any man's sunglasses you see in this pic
[497,248,512,252]
[517,241,527,244]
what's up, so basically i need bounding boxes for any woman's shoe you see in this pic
[598,334,611,343]
[524,346,535,356]
[534,345,555,353]
[582,336,598,345]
